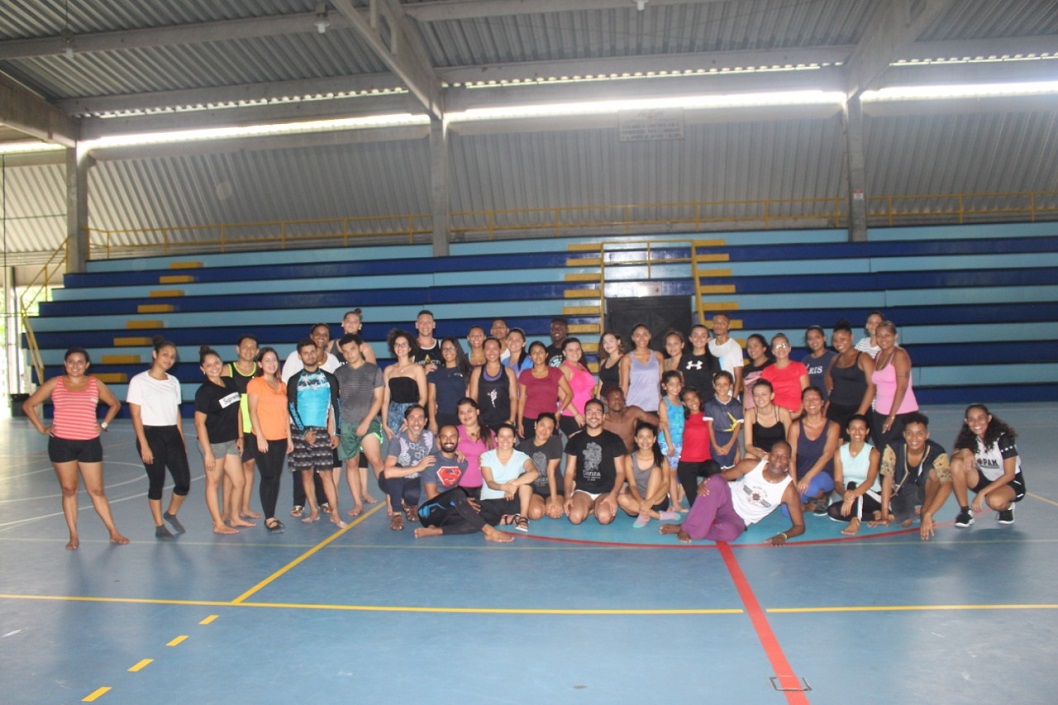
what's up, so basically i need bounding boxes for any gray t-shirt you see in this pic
[419,454,468,494]
[385,429,435,480]
[517,434,564,492]
[335,362,383,426]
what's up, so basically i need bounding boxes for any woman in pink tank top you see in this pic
[870,320,919,450]
[22,347,128,549]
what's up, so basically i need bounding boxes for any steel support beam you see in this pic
[65,146,90,272]
[845,0,954,98]
[404,0,727,22]
[0,11,347,60]
[842,98,867,243]
[0,73,78,146]
[429,117,449,256]
[332,0,443,119]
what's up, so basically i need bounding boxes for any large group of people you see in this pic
[22,310,1027,548]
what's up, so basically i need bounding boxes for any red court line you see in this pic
[719,542,811,705]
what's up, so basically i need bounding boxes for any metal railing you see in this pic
[18,238,68,385]
[81,190,1058,255]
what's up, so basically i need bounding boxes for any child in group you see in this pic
[675,388,721,508]
[704,370,743,470]
[657,371,686,512]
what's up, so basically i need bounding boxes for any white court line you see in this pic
[0,473,205,530]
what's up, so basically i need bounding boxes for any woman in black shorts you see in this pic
[23,347,128,549]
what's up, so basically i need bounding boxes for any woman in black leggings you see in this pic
[248,347,292,533]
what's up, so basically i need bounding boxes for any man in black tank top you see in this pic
[413,310,440,372]
[222,335,262,522]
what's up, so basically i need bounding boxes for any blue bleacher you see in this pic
[26,222,1058,414]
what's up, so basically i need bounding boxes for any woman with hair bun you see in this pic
[127,336,190,539]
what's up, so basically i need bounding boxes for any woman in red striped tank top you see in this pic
[23,347,128,549]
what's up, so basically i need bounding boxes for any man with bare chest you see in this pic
[602,387,660,452]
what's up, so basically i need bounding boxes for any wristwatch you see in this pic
[100,422,109,432]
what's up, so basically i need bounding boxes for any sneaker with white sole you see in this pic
[997,507,1015,525]
[954,508,974,528]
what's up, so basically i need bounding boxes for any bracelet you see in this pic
[777,532,788,540]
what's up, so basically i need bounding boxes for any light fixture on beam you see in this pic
[314,3,331,34]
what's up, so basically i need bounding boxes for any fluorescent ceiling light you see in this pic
[82,113,430,149]
[447,90,846,122]
[862,81,1058,102]
[0,141,67,155]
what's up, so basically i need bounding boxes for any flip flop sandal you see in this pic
[290,505,304,518]
[389,513,405,531]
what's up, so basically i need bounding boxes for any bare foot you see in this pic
[841,518,861,536]
[414,526,443,539]
[659,524,684,535]
[109,532,130,545]
[677,529,692,543]
[242,510,262,520]
[213,524,239,535]
[482,525,515,543]
[330,515,347,529]
[230,519,256,528]
[66,536,80,550]
[900,518,913,528]
[363,494,378,505]
[301,513,320,524]
[347,504,363,518]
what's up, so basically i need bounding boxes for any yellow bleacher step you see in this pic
[565,272,602,282]
[582,342,599,353]
[569,323,600,334]
[696,284,736,295]
[694,254,730,264]
[692,239,727,248]
[138,304,175,313]
[565,257,602,267]
[160,275,195,284]
[94,373,128,384]
[587,362,599,373]
[114,337,153,347]
[168,261,203,269]
[149,290,184,298]
[695,268,732,278]
[563,306,602,316]
[126,320,163,330]
[701,302,740,312]
[567,243,602,252]
[564,289,598,299]
[101,355,142,365]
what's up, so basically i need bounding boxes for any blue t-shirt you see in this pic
[703,395,743,468]
[288,369,338,430]
[419,453,468,494]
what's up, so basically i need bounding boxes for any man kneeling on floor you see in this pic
[660,440,804,545]
[415,424,515,543]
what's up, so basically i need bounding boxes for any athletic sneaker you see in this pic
[997,507,1015,525]
[954,508,974,528]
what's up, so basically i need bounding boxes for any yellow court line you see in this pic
[768,604,1058,614]
[0,593,739,616]
[199,614,219,625]
[128,659,152,672]
[82,686,111,702]
[166,635,188,646]
[230,503,383,604]
[232,602,743,615]
[1028,492,1058,508]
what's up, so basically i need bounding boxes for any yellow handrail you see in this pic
[18,237,69,385]
[77,190,1058,259]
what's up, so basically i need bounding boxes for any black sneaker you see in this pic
[997,507,1015,525]
[155,524,175,540]
[163,511,186,534]
[954,508,974,528]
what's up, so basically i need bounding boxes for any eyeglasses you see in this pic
[773,343,790,349]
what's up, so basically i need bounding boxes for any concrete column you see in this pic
[65,146,90,273]
[843,97,868,243]
[429,117,450,257]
